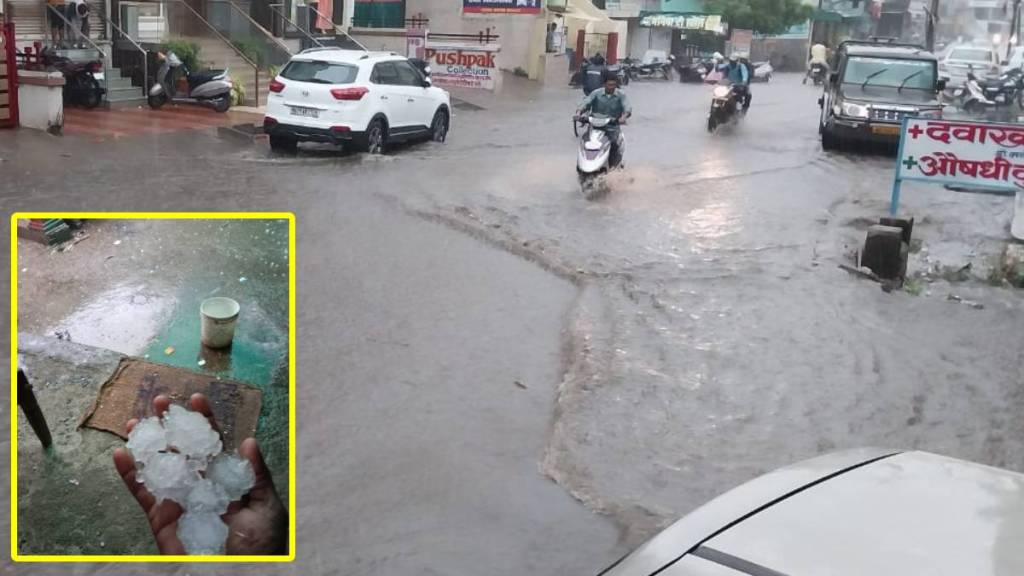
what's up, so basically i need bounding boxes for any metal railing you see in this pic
[167,0,262,105]
[268,2,324,50]
[305,4,367,51]
[98,12,148,97]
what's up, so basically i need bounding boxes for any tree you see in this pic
[702,0,815,35]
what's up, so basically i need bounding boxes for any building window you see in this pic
[353,0,406,29]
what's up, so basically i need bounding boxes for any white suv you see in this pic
[263,49,451,154]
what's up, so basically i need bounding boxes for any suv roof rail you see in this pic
[839,38,927,51]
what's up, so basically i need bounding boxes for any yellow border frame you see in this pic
[9,212,297,563]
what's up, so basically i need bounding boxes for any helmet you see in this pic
[713,52,724,61]
[729,52,740,61]
[601,68,618,83]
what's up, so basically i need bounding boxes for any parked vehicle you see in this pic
[751,60,774,82]
[808,61,827,85]
[148,51,232,112]
[955,68,1024,112]
[40,46,104,108]
[939,44,1000,92]
[623,50,674,81]
[596,449,1024,576]
[264,48,451,154]
[818,40,945,150]
[707,84,744,133]
[676,57,715,83]
[574,113,624,198]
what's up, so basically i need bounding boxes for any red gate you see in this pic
[1,22,18,128]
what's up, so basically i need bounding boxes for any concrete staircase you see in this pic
[190,37,269,106]
[105,69,146,106]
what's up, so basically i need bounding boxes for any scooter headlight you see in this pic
[839,101,870,118]
[712,86,731,99]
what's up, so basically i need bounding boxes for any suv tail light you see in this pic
[331,87,368,100]
[269,79,285,93]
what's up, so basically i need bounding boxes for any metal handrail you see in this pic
[209,0,294,57]
[268,2,324,49]
[304,4,367,51]
[168,0,260,104]
[97,12,148,96]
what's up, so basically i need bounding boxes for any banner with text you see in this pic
[463,0,541,14]
[896,118,1024,190]
[424,43,500,90]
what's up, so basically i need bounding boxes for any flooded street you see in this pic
[2,73,1022,574]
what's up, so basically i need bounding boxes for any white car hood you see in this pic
[702,451,1024,576]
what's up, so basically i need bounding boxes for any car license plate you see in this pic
[290,106,319,119]
[871,124,900,136]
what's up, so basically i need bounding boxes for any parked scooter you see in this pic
[148,51,233,112]
[707,84,745,132]
[574,114,625,198]
[677,57,715,83]
[40,46,105,108]
[955,68,1024,112]
[751,60,774,82]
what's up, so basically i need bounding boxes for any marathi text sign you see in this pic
[639,13,722,31]
[463,0,541,14]
[893,118,1024,237]
[424,44,499,90]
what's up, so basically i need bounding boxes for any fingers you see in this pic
[188,393,222,435]
[153,395,171,418]
[113,447,156,513]
[239,437,277,501]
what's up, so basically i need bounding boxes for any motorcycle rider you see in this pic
[803,42,830,84]
[719,53,751,111]
[581,54,605,96]
[576,69,632,166]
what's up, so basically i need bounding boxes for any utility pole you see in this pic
[926,0,939,52]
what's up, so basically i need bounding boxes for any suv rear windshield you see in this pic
[842,57,936,90]
[280,60,358,85]
[948,48,992,63]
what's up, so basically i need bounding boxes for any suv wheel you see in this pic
[821,125,838,151]
[269,134,298,154]
[430,109,449,143]
[364,118,386,154]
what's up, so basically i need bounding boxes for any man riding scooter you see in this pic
[803,42,830,85]
[575,69,632,167]
[718,53,751,111]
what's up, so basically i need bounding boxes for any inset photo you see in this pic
[11,214,295,561]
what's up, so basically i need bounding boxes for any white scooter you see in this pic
[574,113,625,198]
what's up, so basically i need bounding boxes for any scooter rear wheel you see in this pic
[148,93,168,110]
[213,96,230,113]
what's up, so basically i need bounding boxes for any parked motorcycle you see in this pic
[574,114,624,198]
[622,53,674,81]
[955,68,1024,112]
[40,47,105,108]
[148,51,233,112]
[707,84,745,133]
[806,62,827,86]
[676,58,715,83]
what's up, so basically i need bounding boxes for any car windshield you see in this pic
[280,60,358,85]
[842,57,935,89]
[948,48,993,63]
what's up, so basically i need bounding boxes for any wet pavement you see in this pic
[1,72,1023,574]
[62,106,263,140]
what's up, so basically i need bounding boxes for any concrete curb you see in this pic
[217,123,266,144]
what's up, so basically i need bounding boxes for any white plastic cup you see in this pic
[200,297,240,349]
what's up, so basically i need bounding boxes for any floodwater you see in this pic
[1,73,1022,574]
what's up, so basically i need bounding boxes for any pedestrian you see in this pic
[67,0,91,49]
[46,0,67,48]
